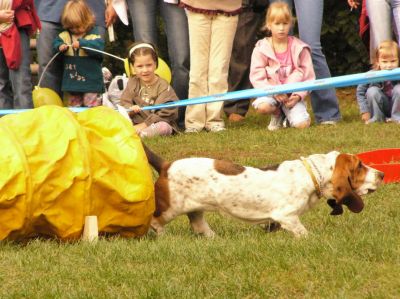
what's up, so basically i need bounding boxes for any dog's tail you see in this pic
[142,143,166,174]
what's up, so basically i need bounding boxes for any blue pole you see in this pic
[1,68,400,115]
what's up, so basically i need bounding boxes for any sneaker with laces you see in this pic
[267,114,284,131]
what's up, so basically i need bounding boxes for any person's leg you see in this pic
[126,0,158,43]
[366,0,392,61]
[366,86,387,122]
[390,84,400,122]
[0,49,13,109]
[224,9,263,118]
[282,101,310,128]
[138,121,173,138]
[9,30,33,109]
[185,11,212,131]
[206,14,238,130]
[37,21,64,97]
[294,0,341,124]
[391,0,400,43]
[160,2,190,128]
[83,92,102,107]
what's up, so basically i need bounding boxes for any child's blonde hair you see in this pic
[373,40,399,70]
[61,0,96,33]
[262,1,294,35]
[128,42,159,68]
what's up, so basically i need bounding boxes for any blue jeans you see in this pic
[270,0,341,123]
[366,0,400,61]
[366,85,400,122]
[126,0,190,127]
[37,21,105,97]
[0,29,33,108]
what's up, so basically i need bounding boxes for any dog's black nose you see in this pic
[378,171,384,180]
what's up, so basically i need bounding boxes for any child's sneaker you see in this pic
[267,114,284,131]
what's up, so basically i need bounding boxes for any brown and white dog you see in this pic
[143,145,384,237]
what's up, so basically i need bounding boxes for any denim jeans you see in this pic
[0,29,33,108]
[126,0,190,100]
[366,0,400,61]
[270,0,341,123]
[366,85,400,122]
[37,22,105,97]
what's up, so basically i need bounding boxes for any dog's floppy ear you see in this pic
[331,154,364,213]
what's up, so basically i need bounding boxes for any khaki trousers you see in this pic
[185,11,238,130]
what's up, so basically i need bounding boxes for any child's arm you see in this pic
[250,46,274,89]
[356,83,371,123]
[78,28,105,59]
[142,87,178,127]
[53,34,68,53]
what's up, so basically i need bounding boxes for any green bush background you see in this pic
[105,3,370,77]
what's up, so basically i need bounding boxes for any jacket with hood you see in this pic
[250,36,315,100]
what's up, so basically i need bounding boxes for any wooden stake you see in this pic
[82,216,98,242]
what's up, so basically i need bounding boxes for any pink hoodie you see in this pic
[250,36,315,100]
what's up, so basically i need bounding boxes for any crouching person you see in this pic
[120,43,179,138]
[249,2,315,131]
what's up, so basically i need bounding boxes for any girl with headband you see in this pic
[120,42,179,138]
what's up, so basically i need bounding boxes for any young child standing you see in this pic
[357,40,400,124]
[250,1,315,131]
[53,0,104,107]
[120,43,179,138]
[0,0,40,109]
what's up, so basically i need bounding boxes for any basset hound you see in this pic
[143,145,384,238]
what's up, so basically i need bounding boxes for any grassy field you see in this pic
[1,88,400,298]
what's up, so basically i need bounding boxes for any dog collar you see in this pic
[301,157,322,198]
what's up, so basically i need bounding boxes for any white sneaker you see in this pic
[267,114,284,131]
[320,120,337,125]
[185,127,201,133]
[208,125,226,132]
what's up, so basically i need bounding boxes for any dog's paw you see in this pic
[260,221,281,233]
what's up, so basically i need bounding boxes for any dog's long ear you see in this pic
[331,154,364,213]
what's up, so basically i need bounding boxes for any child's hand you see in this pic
[59,44,68,52]
[128,105,142,116]
[285,94,301,108]
[274,94,289,104]
[347,0,360,9]
[361,112,371,123]
[0,9,14,23]
[72,41,80,49]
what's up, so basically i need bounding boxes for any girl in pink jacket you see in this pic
[250,1,315,131]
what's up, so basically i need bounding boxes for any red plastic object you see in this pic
[357,148,400,183]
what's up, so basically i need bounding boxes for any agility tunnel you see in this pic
[0,106,155,241]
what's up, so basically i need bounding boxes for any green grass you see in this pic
[1,89,400,298]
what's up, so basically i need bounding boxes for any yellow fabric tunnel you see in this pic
[0,106,155,241]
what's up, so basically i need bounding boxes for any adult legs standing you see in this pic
[366,0,392,62]
[224,7,264,120]
[185,11,211,131]
[37,21,63,97]
[206,14,238,130]
[10,30,33,108]
[0,49,13,108]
